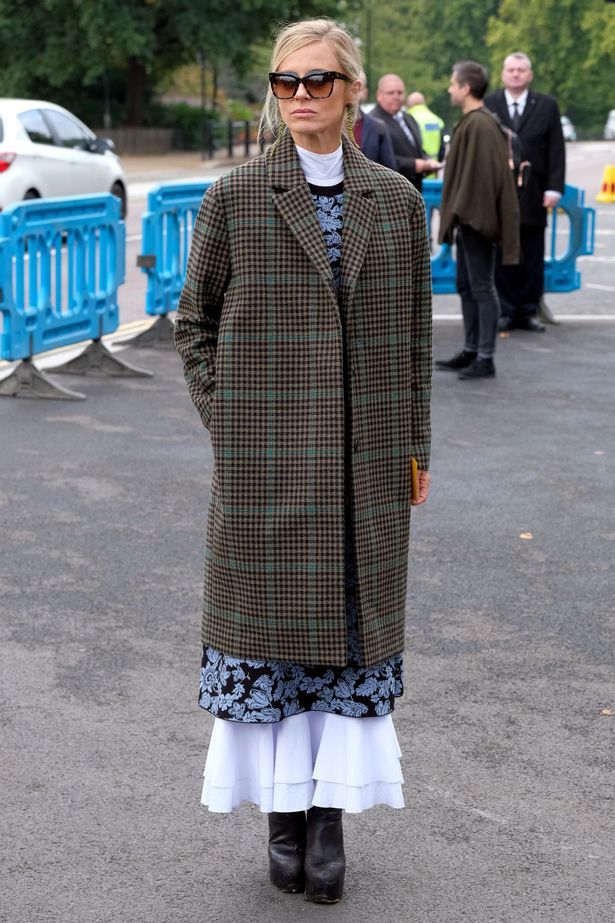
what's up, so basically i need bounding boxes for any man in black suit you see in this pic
[485,52,565,332]
[372,73,441,192]
[353,72,397,170]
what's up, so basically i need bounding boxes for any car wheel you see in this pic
[24,189,40,200]
[111,181,127,219]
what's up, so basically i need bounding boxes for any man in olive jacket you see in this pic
[437,61,520,380]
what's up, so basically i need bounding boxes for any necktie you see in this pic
[511,102,520,131]
[395,111,418,150]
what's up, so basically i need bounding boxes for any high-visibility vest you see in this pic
[407,103,444,159]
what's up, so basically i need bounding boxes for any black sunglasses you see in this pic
[268,70,350,100]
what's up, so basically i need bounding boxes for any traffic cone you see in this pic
[596,165,615,203]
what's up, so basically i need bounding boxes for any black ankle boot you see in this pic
[267,811,307,893]
[304,807,345,904]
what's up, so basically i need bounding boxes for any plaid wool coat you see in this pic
[175,131,432,667]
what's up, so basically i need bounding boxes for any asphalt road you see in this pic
[1,142,615,923]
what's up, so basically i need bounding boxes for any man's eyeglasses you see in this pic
[268,71,350,100]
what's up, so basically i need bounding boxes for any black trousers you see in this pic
[456,224,500,360]
[496,224,545,320]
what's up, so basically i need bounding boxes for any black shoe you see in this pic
[498,316,515,332]
[458,357,496,379]
[304,807,345,904]
[435,350,477,371]
[268,811,307,893]
[518,315,545,332]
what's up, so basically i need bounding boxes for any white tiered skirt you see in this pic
[201,711,404,814]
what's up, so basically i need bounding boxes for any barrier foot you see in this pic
[119,315,175,348]
[51,339,154,378]
[538,297,561,325]
[0,359,86,400]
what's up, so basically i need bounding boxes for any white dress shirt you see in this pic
[504,88,528,121]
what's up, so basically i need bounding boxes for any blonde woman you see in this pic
[175,18,432,904]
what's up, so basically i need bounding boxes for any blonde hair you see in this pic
[259,18,362,141]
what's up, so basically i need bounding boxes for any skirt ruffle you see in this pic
[201,710,404,814]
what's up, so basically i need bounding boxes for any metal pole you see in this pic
[199,48,206,161]
[227,120,233,158]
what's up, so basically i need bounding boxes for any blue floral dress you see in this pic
[198,181,404,724]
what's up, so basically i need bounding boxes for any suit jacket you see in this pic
[175,130,432,667]
[371,104,427,191]
[484,89,565,227]
[360,110,397,170]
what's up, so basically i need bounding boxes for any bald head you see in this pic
[376,73,405,116]
[407,92,425,108]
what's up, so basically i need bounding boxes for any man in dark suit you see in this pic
[353,72,397,170]
[485,52,565,332]
[372,73,441,192]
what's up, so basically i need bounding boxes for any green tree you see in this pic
[486,0,614,130]
[358,0,500,121]
[0,0,355,125]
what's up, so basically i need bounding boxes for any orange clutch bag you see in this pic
[411,456,419,502]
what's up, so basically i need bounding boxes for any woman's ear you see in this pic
[346,79,362,108]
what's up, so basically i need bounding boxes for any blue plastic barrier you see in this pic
[134,179,595,318]
[544,185,595,291]
[0,194,125,361]
[422,179,595,294]
[138,182,213,316]
[422,180,457,294]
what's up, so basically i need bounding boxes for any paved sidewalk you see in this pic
[121,146,261,183]
[1,320,614,923]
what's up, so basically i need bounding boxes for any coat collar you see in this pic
[266,127,374,195]
[266,130,376,300]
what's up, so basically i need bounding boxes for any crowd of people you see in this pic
[356,54,566,380]
[175,17,567,906]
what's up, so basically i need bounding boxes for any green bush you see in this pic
[146,102,214,150]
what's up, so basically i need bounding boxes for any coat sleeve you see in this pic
[408,195,432,470]
[174,185,231,429]
[546,97,566,194]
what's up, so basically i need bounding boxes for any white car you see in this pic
[0,98,127,216]
[604,110,615,141]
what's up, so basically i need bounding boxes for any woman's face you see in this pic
[274,40,359,154]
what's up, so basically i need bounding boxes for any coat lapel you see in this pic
[518,90,538,132]
[495,90,511,126]
[266,131,376,305]
[339,136,376,303]
[267,130,334,289]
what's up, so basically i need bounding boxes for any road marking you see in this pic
[434,313,615,321]
[578,255,615,263]
[585,284,615,292]
[126,234,142,243]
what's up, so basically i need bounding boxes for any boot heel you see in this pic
[304,807,345,904]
